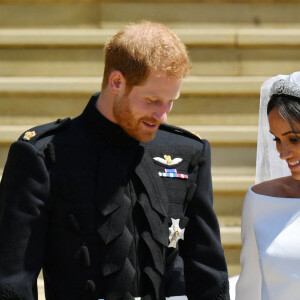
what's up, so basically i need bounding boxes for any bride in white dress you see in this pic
[234,72,300,300]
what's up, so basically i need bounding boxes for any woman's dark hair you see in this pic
[267,94,300,129]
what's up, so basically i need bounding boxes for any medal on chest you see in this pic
[168,218,185,248]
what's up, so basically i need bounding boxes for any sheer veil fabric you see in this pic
[255,71,300,183]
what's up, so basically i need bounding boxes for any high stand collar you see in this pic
[81,92,140,149]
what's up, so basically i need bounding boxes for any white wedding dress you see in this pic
[235,186,300,300]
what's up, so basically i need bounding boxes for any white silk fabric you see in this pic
[236,187,300,300]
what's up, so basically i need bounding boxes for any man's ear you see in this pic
[109,71,126,94]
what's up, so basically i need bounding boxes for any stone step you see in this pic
[1,29,300,77]
[221,226,241,248]
[1,46,298,77]
[226,249,241,277]
[182,125,258,145]
[214,193,246,217]
[1,2,300,29]
[2,28,300,47]
[0,76,265,94]
[219,216,242,276]
[0,28,234,47]
[213,173,254,194]
[0,76,264,126]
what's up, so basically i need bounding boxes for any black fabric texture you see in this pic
[0,93,229,300]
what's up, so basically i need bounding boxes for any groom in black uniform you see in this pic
[0,21,229,300]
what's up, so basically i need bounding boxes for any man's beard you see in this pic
[113,96,159,143]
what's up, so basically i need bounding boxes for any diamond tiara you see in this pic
[270,78,300,99]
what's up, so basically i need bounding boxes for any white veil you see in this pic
[255,71,300,184]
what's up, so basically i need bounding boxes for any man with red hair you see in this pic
[0,21,229,300]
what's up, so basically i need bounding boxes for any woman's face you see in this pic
[269,108,300,180]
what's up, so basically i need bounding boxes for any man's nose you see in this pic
[152,111,168,124]
[152,103,171,124]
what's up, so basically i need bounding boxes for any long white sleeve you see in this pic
[236,189,262,300]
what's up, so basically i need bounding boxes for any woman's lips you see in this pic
[288,160,300,170]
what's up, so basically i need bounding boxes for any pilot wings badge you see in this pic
[153,155,182,166]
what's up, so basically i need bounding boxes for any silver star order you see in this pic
[168,218,185,248]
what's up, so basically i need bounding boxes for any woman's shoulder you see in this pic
[251,176,299,198]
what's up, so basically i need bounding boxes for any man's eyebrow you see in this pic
[145,94,180,101]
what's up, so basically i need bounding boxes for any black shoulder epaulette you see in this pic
[18,118,71,144]
[159,123,203,143]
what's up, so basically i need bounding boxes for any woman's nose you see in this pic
[279,144,293,160]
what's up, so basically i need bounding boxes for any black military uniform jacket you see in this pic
[0,93,229,300]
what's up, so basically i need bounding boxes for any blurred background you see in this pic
[1,0,300,297]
